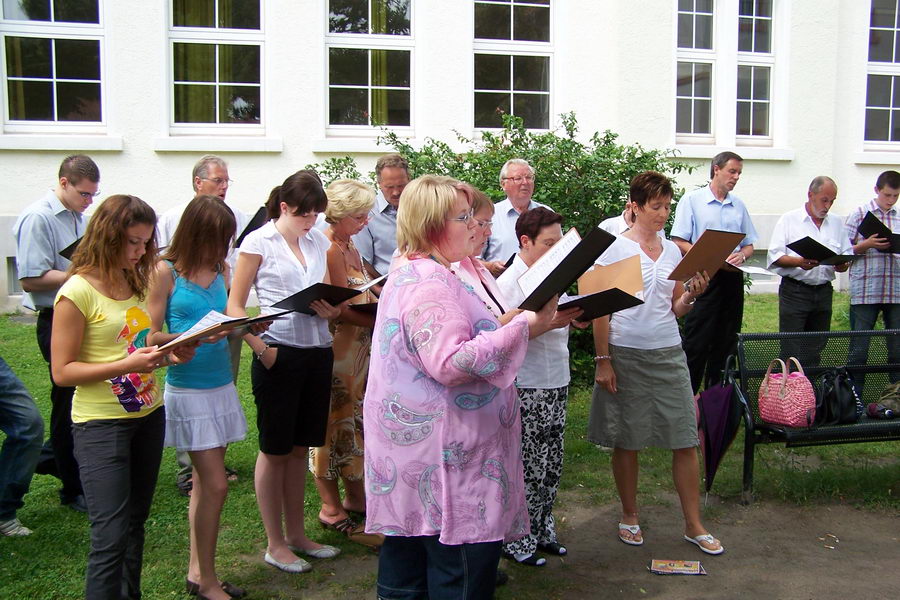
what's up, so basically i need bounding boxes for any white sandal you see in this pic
[617,522,643,546]
[684,533,724,555]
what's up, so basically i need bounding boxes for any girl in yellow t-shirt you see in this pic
[51,194,194,600]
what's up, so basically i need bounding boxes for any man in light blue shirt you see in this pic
[671,151,758,392]
[482,159,550,275]
[13,154,100,514]
[353,154,410,277]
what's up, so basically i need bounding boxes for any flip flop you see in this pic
[618,522,643,546]
[684,533,724,555]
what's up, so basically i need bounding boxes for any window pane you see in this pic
[737,65,752,99]
[174,43,215,82]
[751,102,768,135]
[676,62,693,97]
[5,37,51,78]
[676,98,692,133]
[371,49,409,87]
[693,99,711,133]
[329,87,368,125]
[736,101,751,135]
[754,18,771,53]
[514,93,549,129]
[752,67,769,100]
[475,54,509,90]
[57,81,100,120]
[696,0,713,12]
[174,84,215,122]
[219,85,260,123]
[513,55,549,91]
[514,5,550,42]
[173,0,214,27]
[694,63,711,97]
[678,0,692,11]
[677,13,693,48]
[738,17,753,52]
[474,91,510,128]
[329,0,367,33]
[54,0,98,23]
[738,0,754,16]
[219,0,260,29]
[56,39,100,80]
[867,74,892,106]
[7,80,53,119]
[2,0,49,20]
[892,109,900,140]
[871,0,896,28]
[329,47,367,86]
[371,89,409,125]
[756,0,772,17]
[893,76,900,107]
[695,14,712,49]
[865,108,890,140]
[219,44,260,83]
[870,29,895,62]
[475,3,510,40]
[374,0,410,35]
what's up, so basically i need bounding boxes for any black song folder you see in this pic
[857,212,900,253]
[786,236,857,265]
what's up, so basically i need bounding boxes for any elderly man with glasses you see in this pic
[481,158,550,277]
[13,154,101,515]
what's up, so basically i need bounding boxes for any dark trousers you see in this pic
[377,535,501,600]
[778,277,833,366]
[36,308,83,501]
[0,357,44,521]
[682,268,744,393]
[848,303,900,395]
[73,407,165,600]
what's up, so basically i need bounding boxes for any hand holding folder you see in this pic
[561,254,645,321]
[667,229,746,282]
[272,275,386,315]
[785,236,858,266]
[159,309,291,351]
[857,212,900,253]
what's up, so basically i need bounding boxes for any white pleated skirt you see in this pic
[163,382,247,452]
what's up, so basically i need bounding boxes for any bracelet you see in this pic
[683,294,697,306]
[594,355,611,362]
[255,345,270,361]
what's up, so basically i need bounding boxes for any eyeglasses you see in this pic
[350,213,369,223]
[502,175,535,184]
[447,209,475,224]
[474,218,492,228]
[75,189,101,200]
[201,177,233,187]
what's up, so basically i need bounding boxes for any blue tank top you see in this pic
[164,263,233,389]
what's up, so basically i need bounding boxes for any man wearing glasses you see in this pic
[13,154,101,514]
[482,158,550,276]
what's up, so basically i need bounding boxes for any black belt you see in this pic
[782,277,830,290]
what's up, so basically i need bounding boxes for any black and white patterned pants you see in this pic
[502,385,568,556]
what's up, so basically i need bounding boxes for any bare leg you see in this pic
[255,451,299,563]
[611,448,642,544]
[672,447,721,551]
[341,478,366,514]
[188,447,229,600]
[283,446,325,552]
[314,475,349,523]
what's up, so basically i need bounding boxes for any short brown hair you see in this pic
[58,154,100,185]
[709,151,743,179]
[515,206,563,246]
[630,171,674,208]
[375,153,409,180]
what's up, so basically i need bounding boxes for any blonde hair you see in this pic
[470,186,493,216]
[324,179,376,224]
[396,175,466,256]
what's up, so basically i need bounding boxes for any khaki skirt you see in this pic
[587,344,698,450]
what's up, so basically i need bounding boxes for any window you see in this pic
[1,0,103,126]
[169,0,262,128]
[865,0,900,142]
[326,0,412,129]
[474,1,551,130]
[675,0,779,147]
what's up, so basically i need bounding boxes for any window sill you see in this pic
[311,138,396,154]
[153,136,283,153]
[0,134,123,151]
[671,145,795,161]
[853,151,900,165]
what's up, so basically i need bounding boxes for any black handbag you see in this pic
[813,368,862,426]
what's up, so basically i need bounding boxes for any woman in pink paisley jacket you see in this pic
[363,175,558,600]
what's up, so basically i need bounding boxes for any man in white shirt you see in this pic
[767,176,850,363]
[482,159,550,275]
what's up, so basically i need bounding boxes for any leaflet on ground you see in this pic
[158,309,291,351]
[234,206,268,248]
[857,212,900,253]
[517,226,617,311]
[648,559,707,575]
[272,275,386,315]
[667,229,746,282]
[786,236,859,265]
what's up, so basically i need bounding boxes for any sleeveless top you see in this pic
[164,263,233,389]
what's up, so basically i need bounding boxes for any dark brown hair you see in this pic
[265,170,327,219]
[709,151,743,179]
[515,206,563,246]
[163,195,236,277]
[629,171,674,208]
[58,154,100,185]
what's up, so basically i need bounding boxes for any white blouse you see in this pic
[239,221,332,348]
[597,236,682,350]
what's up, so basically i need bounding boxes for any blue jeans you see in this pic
[0,356,43,521]
[848,303,900,395]
[377,535,501,600]
[73,407,165,600]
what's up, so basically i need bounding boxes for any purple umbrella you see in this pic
[696,359,744,492]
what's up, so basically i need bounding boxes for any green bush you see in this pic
[307,112,696,384]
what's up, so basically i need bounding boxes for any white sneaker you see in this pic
[0,518,33,537]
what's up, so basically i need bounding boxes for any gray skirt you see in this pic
[587,344,698,450]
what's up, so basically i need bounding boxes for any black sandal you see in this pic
[186,578,247,599]
[537,541,567,556]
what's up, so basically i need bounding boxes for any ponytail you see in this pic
[266,185,282,220]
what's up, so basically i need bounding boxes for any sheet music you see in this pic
[163,310,241,347]
[517,228,582,298]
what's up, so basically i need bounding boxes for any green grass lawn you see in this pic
[1,292,897,599]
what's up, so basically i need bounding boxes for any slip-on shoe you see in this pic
[264,551,312,573]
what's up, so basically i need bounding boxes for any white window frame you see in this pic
[863,0,900,151]
[674,0,789,154]
[0,2,107,135]
[473,0,553,132]
[324,0,415,139]
[166,1,265,136]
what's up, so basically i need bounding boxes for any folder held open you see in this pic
[667,229,746,282]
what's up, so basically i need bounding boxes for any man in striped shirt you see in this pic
[844,170,900,391]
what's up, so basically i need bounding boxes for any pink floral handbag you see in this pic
[758,357,816,427]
